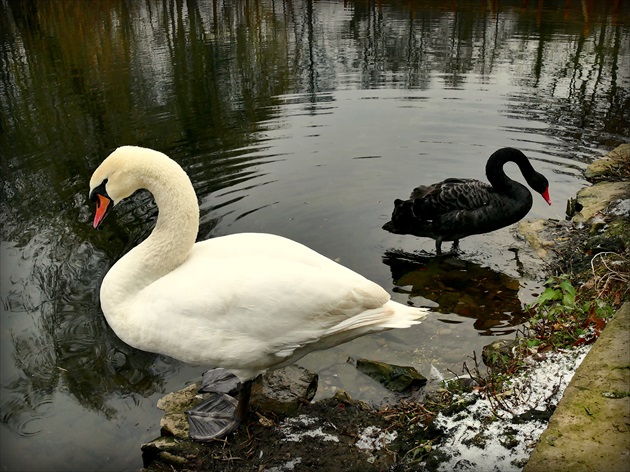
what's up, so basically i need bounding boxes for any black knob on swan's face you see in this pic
[529,173,551,205]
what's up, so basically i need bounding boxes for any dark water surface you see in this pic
[1,1,628,470]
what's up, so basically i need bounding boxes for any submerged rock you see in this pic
[516,219,556,259]
[355,358,427,392]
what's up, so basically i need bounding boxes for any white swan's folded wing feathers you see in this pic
[134,255,423,370]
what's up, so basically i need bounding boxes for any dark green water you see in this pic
[1,1,628,470]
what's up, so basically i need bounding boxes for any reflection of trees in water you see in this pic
[4,0,626,162]
[383,250,526,336]
[346,1,628,147]
[506,18,629,152]
[1,225,169,436]
[1,0,628,436]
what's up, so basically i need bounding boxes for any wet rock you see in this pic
[250,365,318,415]
[332,388,353,404]
[141,436,180,456]
[156,383,199,439]
[584,144,630,181]
[160,412,191,439]
[355,358,427,392]
[573,182,628,223]
[482,339,519,371]
[157,383,199,412]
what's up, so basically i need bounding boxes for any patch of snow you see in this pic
[430,346,591,472]
[282,414,318,427]
[265,457,302,471]
[282,426,340,443]
[609,199,630,217]
[355,426,397,451]
[279,415,339,443]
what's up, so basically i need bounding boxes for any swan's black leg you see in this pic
[450,240,461,253]
[235,379,253,421]
[435,238,443,256]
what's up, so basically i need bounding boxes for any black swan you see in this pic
[383,147,551,255]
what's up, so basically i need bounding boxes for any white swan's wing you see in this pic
[129,245,398,375]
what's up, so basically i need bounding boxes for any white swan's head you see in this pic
[89,146,176,228]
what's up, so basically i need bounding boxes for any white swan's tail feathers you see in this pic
[379,301,429,329]
[325,301,428,336]
[268,302,430,373]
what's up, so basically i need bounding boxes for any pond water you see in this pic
[1,1,628,470]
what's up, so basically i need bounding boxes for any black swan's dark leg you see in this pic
[435,238,443,256]
[451,240,461,253]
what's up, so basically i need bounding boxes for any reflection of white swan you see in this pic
[89,146,428,439]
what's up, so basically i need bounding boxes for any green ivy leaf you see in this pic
[562,293,576,307]
[538,287,561,304]
[559,279,576,297]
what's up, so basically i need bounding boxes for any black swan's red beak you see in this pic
[541,188,551,205]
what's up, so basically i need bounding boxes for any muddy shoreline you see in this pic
[141,145,629,472]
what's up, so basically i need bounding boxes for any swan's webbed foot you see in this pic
[199,367,241,395]
[186,391,240,440]
[449,240,461,254]
[435,239,462,257]
[186,368,252,441]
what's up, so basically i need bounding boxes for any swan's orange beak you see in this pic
[542,188,551,205]
[93,194,112,228]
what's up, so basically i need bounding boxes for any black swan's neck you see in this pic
[486,147,537,193]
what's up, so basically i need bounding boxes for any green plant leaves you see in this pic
[527,275,613,349]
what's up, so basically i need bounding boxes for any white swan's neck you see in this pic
[101,155,200,313]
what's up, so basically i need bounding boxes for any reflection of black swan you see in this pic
[383,147,551,255]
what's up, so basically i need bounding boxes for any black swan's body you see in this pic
[383,147,551,255]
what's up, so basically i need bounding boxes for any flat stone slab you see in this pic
[524,302,630,472]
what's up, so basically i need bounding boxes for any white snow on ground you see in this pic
[279,414,339,443]
[355,425,398,451]
[430,346,591,472]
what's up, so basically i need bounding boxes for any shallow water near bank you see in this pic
[1,1,629,470]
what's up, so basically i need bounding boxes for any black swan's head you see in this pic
[528,172,551,205]
[383,198,417,233]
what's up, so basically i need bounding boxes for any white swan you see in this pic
[89,146,428,439]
